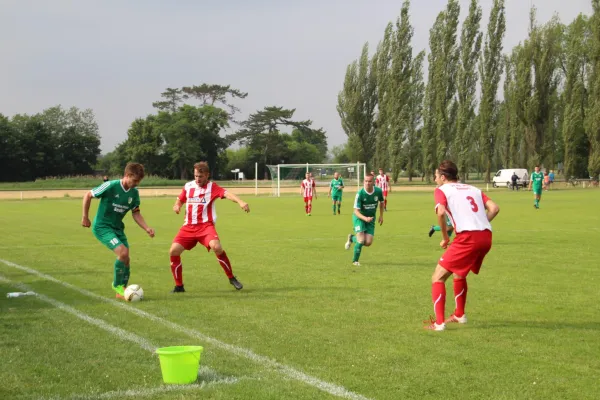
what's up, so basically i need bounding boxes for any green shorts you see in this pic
[332,193,342,202]
[93,227,129,250]
[532,187,542,196]
[352,215,375,236]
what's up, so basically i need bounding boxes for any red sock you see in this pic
[453,278,468,317]
[305,204,308,213]
[384,199,387,208]
[217,251,234,278]
[308,204,312,213]
[170,256,183,286]
[432,282,446,325]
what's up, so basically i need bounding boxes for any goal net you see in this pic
[266,163,367,197]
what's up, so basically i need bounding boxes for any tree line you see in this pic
[0,106,101,182]
[0,84,328,182]
[99,84,329,180]
[337,0,600,182]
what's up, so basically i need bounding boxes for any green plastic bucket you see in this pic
[155,346,204,384]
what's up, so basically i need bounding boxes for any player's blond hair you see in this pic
[124,163,145,179]
[194,161,210,174]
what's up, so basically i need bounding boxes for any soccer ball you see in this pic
[124,284,144,302]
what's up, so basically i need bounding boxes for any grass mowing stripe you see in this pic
[0,259,372,400]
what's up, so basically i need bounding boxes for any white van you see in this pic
[492,169,529,188]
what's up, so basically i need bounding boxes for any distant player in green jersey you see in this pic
[528,165,544,209]
[82,163,155,299]
[327,172,345,215]
[344,174,384,266]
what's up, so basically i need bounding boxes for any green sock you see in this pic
[337,204,341,212]
[352,235,357,243]
[433,225,441,231]
[123,266,130,287]
[333,205,336,213]
[353,243,363,262]
[113,259,126,288]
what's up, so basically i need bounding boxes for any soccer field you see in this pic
[1,189,599,399]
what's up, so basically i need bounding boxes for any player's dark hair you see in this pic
[124,163,145,179]
[438,160,459,182]
[194,161,210,174]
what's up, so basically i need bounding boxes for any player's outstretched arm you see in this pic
[173,198,184,214]
[484,199,500,222]
[81,191,93,227]
[224,191,250,213]
[132,211,155,237]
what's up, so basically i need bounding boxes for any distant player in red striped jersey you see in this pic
[168,162,250,293]
[375,168,391,211]
[301,172,317,216]
[425,160,499,331]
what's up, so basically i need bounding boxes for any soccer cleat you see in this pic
[344,234,353,250]
[428,225,435,237]
[229,277,243,290]
[352,261,360,267]
[171,285,185,293]
[337,209,340,215]
[112,284,125,296]
[307,213,311,216]
[423,315,446,331]
[445,313,467,324]
[115,293,126,300]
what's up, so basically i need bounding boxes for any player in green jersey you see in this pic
[327,172,345,215]
[528,165,544,209]
[344,174,384,266]
[82,163,155,299]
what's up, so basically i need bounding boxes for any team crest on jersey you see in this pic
[128,197,132,204]
[200,197,207,204]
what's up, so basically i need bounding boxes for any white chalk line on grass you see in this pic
[0,275,239,400]
[0,259,373,400]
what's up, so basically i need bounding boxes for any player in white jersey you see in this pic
[425,160,499,331]
[375,168,391,211]
[168,161,250,293]
[301,172,317,216]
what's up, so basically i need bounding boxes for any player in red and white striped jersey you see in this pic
[168,162,250,292]
[425,160,499,331]
[375,168,391,211]
[301,172,317,216]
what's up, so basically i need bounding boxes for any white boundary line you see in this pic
[0,259,372,400]
[0,275,239,399]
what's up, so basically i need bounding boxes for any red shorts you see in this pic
[438,230,492,277]
[173,224,219,251]
[304,196,313,203]
[383,191,388,197]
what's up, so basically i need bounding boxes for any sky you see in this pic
[0,0,593,154]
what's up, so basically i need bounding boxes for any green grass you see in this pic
[0,190,599,399]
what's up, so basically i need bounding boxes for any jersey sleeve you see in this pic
[353,192,362,209]
[434,188,447,212]
[91,180,113,198]
[312,180,316,188]
[178,188,187,203]
[131,190,141,212]
[377,188,384,202]
[301,181,305,189]
[339,179,344,187]
[211,183,226,199]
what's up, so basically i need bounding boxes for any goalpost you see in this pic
[266,162,367,197]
